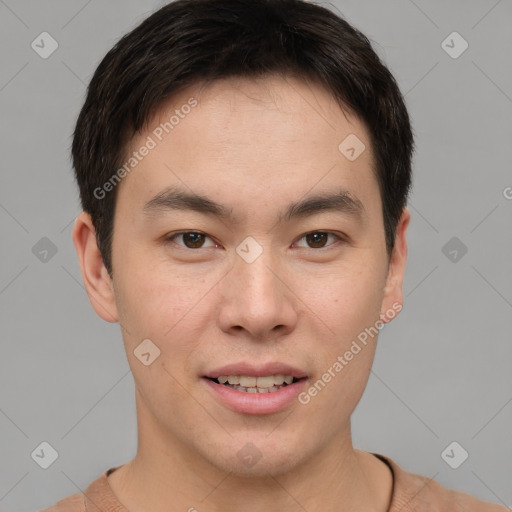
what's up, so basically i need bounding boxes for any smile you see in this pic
[209,374,299,393]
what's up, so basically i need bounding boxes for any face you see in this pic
[73,75,409,478]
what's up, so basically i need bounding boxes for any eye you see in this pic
[294,231,344,249]
[164,231,218,249]
[164,230,346,251]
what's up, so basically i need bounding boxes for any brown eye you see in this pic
[305,232,328,248]
[295,231,343,249]
[166,231,216,249]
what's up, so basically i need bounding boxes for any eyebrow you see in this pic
[142,185,365,224]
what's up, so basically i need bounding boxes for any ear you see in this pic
[380,207,410,323]
[71,211,119,323]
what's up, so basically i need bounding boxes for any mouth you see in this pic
[202,373,309,415]
[201,362,309,414]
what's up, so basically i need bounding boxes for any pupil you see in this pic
[307,232,327,248]
[185,233,204,248]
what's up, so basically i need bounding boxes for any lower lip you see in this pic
[202,377,308,415]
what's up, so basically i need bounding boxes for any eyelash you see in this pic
[164,230,346,251]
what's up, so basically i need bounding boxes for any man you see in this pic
[42,0,507,510]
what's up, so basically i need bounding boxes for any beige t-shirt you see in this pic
[40,453,507,511]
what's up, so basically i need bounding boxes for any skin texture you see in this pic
[72,75,410,512]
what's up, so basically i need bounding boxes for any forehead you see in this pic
[116,74,379,224]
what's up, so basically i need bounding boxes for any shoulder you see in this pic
[372,453,509,512]
[39,491,85,512]
[38,465,121,512]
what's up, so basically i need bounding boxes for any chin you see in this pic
[203,435,306,478]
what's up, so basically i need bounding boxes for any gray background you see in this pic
[0,0,511,510]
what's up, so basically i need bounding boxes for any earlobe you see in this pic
[71,211,119,323]
[380,207,410,323]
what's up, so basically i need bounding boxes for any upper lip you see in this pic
[204,362,308,379]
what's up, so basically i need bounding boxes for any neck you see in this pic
[107,390,393,512]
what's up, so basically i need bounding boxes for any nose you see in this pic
[217,247,298,341]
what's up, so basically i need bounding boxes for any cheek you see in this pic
[306,261,386,339]
[113,242,187,330]
[113,264,201,408]
[299,275,383,422]
[299,260,386,395]
[113,254,210,380]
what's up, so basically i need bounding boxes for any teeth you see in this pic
[224,384,286,393]
[239,376,257,387]
[273,375,285,386]
[256,375,274,388]
[215,374,296,388]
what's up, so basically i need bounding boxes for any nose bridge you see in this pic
[234,241,282,309]
[218,239,297,337]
